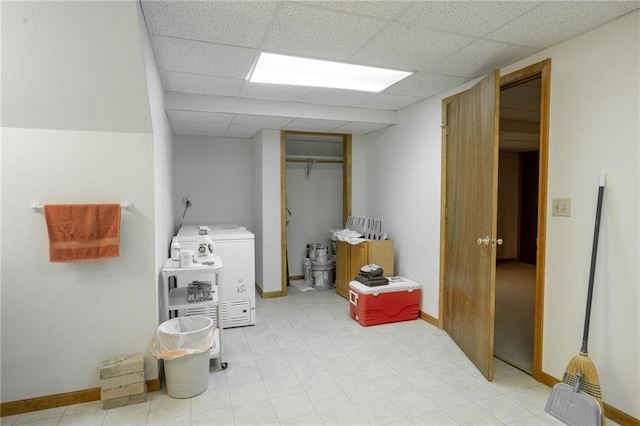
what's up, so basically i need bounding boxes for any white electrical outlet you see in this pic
[183,196,192,207]
[552,198,571,217]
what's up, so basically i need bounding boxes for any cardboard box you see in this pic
[349,277,421,326]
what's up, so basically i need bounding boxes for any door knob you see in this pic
[491,238,503,247]
[477,236,490,246]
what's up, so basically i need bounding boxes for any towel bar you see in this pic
[31,202,134,213]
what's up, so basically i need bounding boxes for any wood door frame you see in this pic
[439,59,551,380]
[280,130,352,296]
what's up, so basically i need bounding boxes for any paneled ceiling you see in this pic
[139,1,639,139]
[500,77,541,152]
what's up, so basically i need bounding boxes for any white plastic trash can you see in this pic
[151,316,214,398]
[164,350,210,398]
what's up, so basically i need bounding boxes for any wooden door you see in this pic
[443,71,500,380]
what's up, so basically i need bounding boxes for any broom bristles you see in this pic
[564,353,601,392]
[562,352,606,424]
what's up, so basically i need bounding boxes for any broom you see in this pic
[561,172,606,424]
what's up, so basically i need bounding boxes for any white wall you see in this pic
[350,134,369,217]
[285,139,344,275]
[0,1,158,402]
[252,130,282,294]
[0,2,150,134]
[137,2,175,322]
[1,129,157,401]
[172,136,254,231]
[252,133,265,292]
[286,163,343,275]
[515,11,638,417]
[363,11,639,418]
[359,98,450,317]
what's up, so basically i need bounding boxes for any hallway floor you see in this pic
[3,285,592,425]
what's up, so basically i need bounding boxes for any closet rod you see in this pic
[31,201,134,213]
[286,155,343,164]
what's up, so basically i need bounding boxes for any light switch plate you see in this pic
[552,198,571,217]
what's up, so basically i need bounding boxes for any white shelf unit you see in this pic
[161,257,227,369]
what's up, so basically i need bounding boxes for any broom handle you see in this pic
[581,173,606,354]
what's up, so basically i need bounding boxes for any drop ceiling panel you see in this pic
[232,114,294,128]
[432,39,536,78]
[286,134,343,143]
[351,22,474,71]
[155,37,257,78]
[501,85,541,107]
[360,93,422,110]
[141,1,279,47]
[286,118,349,132]
[500,139,540,153]
[500,108,540,122]
[384,72,468,98]
[167,110,234,124]
[333,122,391,135]
[396,1,541,37]
[224,124,262,139]
[171,120,229,137]
[305,1,412,20]
[486,1,640,48]
[262,2,388,60]
[164,71,243,97]
[511,98,541,114]
[138,1,639,139]
[239,82,313,102]
[302,88,376,107]
[500,132,540,143]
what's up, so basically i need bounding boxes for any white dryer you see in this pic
[176,224,256,328]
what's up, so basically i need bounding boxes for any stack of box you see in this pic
[100,353,147,410]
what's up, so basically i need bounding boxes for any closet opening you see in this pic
[495,75,542,375]
[280,131,352,296]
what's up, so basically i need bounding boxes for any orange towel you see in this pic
[44,204,121,262]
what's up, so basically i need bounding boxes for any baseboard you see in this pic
[0,379,160,417]
[539,371,639,425]
[255,285,282,299]
[289,275,304,280]
[604,402,640,426]
[419,311,441,328]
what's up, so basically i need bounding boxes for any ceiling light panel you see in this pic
[249,53,412,92]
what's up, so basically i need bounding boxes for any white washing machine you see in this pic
[176,224,256,328]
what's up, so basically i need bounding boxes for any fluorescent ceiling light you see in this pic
[248,53,412,92]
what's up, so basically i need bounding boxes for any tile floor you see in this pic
[2,286,600,425]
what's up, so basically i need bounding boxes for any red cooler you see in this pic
[349,277,421,326]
